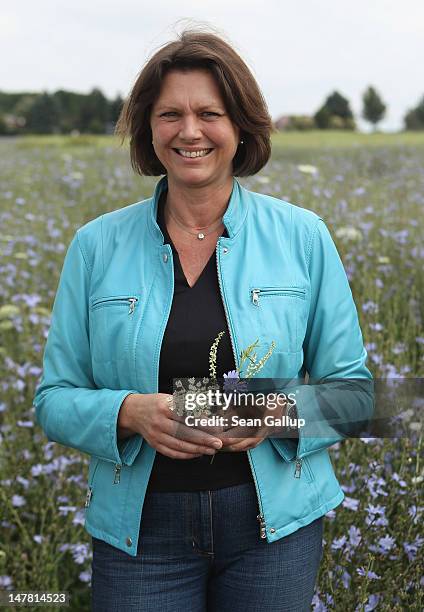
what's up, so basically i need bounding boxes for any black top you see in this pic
[146,189,253,492]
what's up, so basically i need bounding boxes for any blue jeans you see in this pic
[91,482,323,611]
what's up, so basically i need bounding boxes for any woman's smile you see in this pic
[172,147,214,159]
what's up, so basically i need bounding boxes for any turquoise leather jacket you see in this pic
[34,175,373,556]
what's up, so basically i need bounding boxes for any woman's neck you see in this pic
[164,175,234,229]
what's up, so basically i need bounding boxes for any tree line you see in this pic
[0,85,423,135]
[276,86,424,132]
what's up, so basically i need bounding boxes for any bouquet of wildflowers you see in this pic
[171,331,276,418]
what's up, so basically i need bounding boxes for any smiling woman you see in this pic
[34,25,372,612]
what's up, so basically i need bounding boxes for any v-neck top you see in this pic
[146,189,253,492]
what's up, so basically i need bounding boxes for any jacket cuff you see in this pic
[112,391,143,466]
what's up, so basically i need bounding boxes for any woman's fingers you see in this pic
[219,436,265,451]
[155,432,220,459]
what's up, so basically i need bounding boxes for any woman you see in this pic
[34,29,373,611]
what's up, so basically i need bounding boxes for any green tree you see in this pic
[0,113,7,135]
[109,94,124,125]
[78,87,109,133]
[12,94,38,130]
[404,95,424,130]
[52,89,86,133]
[314,106,331,129]
[19,92,61,134]
[314,91,355,130]
[325,91,353,120]
[362,86,386,130]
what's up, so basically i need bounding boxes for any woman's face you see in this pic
[150,69,240,189]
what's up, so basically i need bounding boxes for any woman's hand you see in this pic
[217,392,288,452]
[118,393,223,459]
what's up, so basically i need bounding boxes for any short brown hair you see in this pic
[115,29,275,177]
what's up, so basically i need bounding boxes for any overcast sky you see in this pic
[1,0,423,132]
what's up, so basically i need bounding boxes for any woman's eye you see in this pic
[202,112,219,117]
[160,112,177,117]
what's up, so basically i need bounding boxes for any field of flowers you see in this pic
[0,132,423,610]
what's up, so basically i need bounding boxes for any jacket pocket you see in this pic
[250,287,306,305]
[91,295,139,312]
[89,293,140,364]
[249,286,307,353]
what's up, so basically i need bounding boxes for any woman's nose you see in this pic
[178,114,202,140]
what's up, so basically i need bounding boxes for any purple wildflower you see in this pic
[348,525,361,547]
[331,535,347,551]
[16,420,33,428]
[16,476,30,489]
[58,506,77,516]
[341,570,351,589]
[378,535,395,553]
[343,496,360,511]
[0,575,13,589]
[364,594,380,611]
[79,571,92,583]
[403,537,424,561]
[392,472,406,487]
[356,567,381,580]
[311,593,328,611]
[362,301,379,314]
[223,370,248,393]
[70,543,91,564]
[12,494,26,507]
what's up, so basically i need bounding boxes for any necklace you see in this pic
[166,204,224,240]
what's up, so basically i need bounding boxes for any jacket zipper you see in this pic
[294,457,302,478]
[85,458,100,508]
[91,296,138,314]
[251,287,305,306]
[216,238,267,540]
[113,463,122,484]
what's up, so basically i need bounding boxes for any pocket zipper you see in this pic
[91,296,139,314]
[294,456,314,481]
[85,458,100,508]
[251,287,305,306]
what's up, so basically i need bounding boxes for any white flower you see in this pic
[335,226,363,241]
[411,475,423,485]
[0,305,20,319]
[297,164,318,175]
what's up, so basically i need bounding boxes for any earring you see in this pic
[240,140,244,144]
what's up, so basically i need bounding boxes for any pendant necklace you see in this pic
[166,205,223,240]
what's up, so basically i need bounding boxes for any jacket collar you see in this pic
[147,175,248,243]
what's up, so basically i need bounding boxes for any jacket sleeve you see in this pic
[33,230,143,466]
[275,218,374,461]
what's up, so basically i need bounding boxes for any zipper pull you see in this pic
[85,487,92,508]
[294,458,302,478]
[128,298,137,315]
[257,513,267,539]
[252,289,260,306]
[113,464,122,484]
